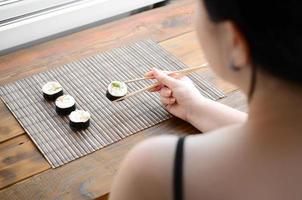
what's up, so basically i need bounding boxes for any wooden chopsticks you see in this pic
[113,63,208,102]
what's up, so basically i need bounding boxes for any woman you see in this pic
[110,0,302,199]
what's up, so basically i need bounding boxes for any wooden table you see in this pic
[0,0,247,199]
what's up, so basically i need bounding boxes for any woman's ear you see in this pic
[226,22,251,70]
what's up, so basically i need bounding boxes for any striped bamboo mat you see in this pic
[0,40,225,168]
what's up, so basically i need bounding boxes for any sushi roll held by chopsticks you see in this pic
[69,110,90,130]
[55,95,76,115]
[106,81,128,101]
[42,81,63,101]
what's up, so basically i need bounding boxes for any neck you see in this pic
[247,76,302,131]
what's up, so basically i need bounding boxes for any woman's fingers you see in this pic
[144,71,154,79]
[144,70,172,79]
[160,96,176,105]
[148,84,163,92]
[152,68,181,89]
[160,87,172,97]
[145,68,182,88]
[146,68,185,94]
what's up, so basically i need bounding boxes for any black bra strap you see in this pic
[174,136,186,200]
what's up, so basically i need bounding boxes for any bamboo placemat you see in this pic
[0,40,225,168]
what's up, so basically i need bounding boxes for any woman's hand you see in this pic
[146,68,205,122]
[146,68,248,132]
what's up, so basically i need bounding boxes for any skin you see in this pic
[110,0,302,200]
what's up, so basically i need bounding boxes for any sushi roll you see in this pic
[55,95,76,115]
[69,110,90,130]
[42,81,63,101]
[106,81,128,101]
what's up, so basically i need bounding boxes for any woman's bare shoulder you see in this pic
[184,125,261,199]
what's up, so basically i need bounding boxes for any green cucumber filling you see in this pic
[112,82,121,88]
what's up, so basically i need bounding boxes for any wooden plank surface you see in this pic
[0,0,246,198]
[0,135,49,189]
[160,31,207,67]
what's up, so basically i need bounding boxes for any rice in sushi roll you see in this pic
[106,81,128,101]
[42,81,63,101]
[55,95,76,115]
[69,110,90,130]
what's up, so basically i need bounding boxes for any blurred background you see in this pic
[0,0,173,55]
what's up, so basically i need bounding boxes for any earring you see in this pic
[229,60,241,71]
